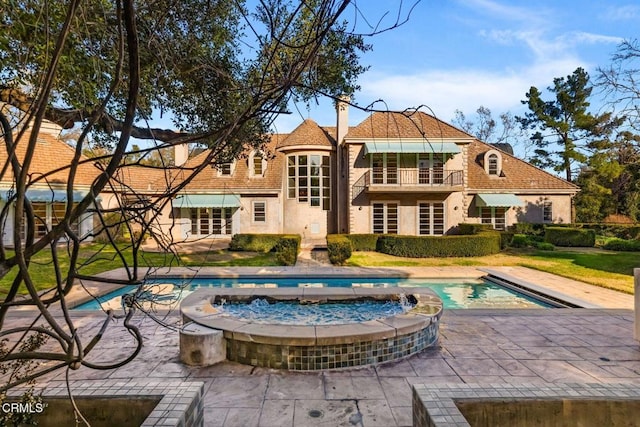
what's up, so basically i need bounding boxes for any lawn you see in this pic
[0,243,279,294]
[346,248,637,294]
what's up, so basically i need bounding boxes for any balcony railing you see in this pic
[353,168,463,197]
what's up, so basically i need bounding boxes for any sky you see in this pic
[271,0,639,135]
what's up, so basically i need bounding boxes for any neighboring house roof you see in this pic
[467,140,579,192]
[0,129,100,187]
[347,111,474,140]
[276,119,335,150]
[180,134,284,192]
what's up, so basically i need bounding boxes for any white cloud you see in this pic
[358,58,583,120]
[604,4,640,21]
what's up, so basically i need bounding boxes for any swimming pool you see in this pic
[73,277,554,310]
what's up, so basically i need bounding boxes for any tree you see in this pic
[597,39,640,131]
[517,67,624,182]
[574,130,640,222]
[452,106,528,155]
[0,0,407,396]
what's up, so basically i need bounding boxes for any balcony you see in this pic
[353,168,464,196]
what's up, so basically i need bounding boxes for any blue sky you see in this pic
[272,0,639,134]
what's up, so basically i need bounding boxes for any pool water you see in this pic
[74,277,553,310]
[213,298,411,325]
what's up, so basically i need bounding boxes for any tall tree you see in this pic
[517,67,624,182]
[0,0,406,394]
[598,39,640,131]
[574,130,640,222]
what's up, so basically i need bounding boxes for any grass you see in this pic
[0,243,279,294]
[346,248,637,294]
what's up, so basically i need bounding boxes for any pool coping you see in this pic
[180,287,443,346]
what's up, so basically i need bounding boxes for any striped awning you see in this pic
[475,193,525,207]
[364,142,460,154]
[174,194,241,208]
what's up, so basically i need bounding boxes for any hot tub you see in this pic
[180,287,443,370]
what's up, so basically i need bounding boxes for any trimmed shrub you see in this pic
[229,234,285,252]
[273,235,301,266]
[500,232,514,249]
[457,223,493,235]
[376,232,501,258]
[326,234,353,265]
[509,234,529,248]
[344,234,380,251]
[534,242,555,251]
[544,227,595,247]
[602,238,640,252]
[509,222,546,236]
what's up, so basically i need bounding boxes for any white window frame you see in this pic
[370,152,398,184]
[286,154,331,210]
[249,151,266,177]
[372,201,399,234]
[483,149,503,177]
[217,161,236,177]
[22,201,81,239]
[188,207,235,235]
[252,201,266,223]
[417,200,445,235]
[479,206,507,231]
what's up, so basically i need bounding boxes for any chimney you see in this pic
[174,143,189,166]
[336,95,350,145]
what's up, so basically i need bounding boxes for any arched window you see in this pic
[484,150,503,177]
[250,151,266,177]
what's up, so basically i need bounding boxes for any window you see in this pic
[22,202,79,239]
[372,202,398,234]
[371,153,397,184]
[483,150,503,177]
[487,154,499,175]
[417,154,445,184]
[218,162,234,176]
[253,202,266,222]
[287,154,331,210]
[189,208,234,235]
[251,152,265,177]
[543,201,553,223]
[419,202,445,235]
[480,207,506,231]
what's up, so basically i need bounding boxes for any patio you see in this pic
[3,266,639,426]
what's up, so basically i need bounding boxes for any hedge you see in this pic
[508,222,546,236]
[229,234,291,252]
[544,227,595,247]
[229,233,301,265]
[602,238,640,252]
[457,223,493,235]
[326,234,353,265]
[343,234,380,251]
[273,235,301,265]
[376,232,501,257]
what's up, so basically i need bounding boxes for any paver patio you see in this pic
[3,266,639,426]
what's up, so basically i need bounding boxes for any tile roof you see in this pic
[276,119,335,150]
[0,129,100,187]
[467,140,579,192]
[180,134,284,192]
[347,111,473,140]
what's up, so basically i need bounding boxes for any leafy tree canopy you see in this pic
[0,0,370,152]
[517,67,624,182]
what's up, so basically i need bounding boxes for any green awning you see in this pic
[364,142,460,154]
[0,188,92,202]
[25,189,87,202]
[476,193,525,207]
[174,194,241,208]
